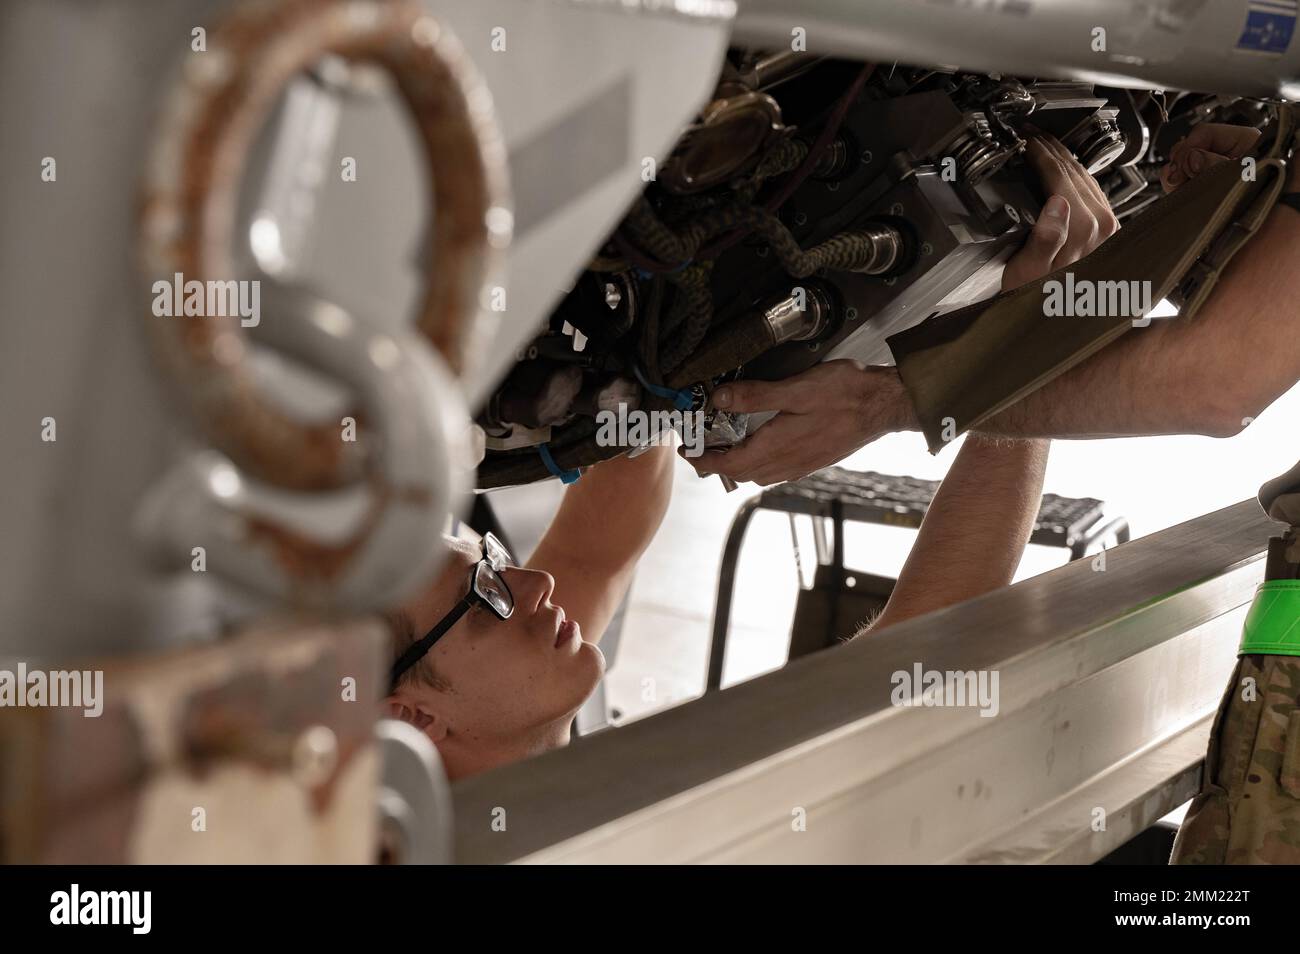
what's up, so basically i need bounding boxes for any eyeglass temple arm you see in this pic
[388,595,473,692]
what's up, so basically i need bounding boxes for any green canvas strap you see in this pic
[888,106,1298,454]
[1239,581,1300,656]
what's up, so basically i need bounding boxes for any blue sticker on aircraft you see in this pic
[1237,1,1297,55]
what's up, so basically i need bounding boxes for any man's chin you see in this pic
[581,640,607,674]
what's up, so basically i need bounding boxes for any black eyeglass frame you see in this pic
[388,533,514,691]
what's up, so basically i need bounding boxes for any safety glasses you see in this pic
[388,532,515,691]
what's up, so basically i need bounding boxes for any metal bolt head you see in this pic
[921,242,933,256]
[860,149,874,165]
[291,725,339,789]
[1003,203,1021,224]
[845,307,858,321]
[889,203,904,216]
[793,212,808,227]
[604,282,622,310]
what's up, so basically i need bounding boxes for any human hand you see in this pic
[683,361,917,486]
[1161,123,1262,193]
[1002,134,1119,290]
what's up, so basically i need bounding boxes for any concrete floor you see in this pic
[492,376,1300,727]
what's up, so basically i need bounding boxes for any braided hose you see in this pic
[755,136,809,180]
[627,198,903,278]
[593,137,805,273]
[624,198,694,265]
[658,265,714,375]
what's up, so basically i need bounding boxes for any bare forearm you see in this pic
[977,205,1300,439]
[865,435,1049,632]
[528,443,674,641]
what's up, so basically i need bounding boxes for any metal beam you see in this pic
[453,500,1274,863]
[732,0,1300,100]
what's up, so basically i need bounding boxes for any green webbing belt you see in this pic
[1239,581,1300,656]
[888,106,1298,453]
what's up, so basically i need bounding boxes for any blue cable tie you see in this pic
[634,258,692,281]
[538,443,582,484]
[659,383,696,412]
[632,362,695,411]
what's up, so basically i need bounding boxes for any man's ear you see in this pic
[385,696,449,744]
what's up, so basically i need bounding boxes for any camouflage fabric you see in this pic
[1171,653,1300,864]
[1171,461,1300,864]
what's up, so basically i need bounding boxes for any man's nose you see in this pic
[503,566,555,612]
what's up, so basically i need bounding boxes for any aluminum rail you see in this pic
[453,500,1275,863]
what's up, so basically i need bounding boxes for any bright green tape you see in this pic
[1239,580,1300,656]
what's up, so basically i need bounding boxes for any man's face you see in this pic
[390,538,605,777]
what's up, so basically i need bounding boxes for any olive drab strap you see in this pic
[1177,109,1295,318]
[888,104,1300,454]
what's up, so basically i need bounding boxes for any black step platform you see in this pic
[763,466,1116,553]
[707,466,1131,690]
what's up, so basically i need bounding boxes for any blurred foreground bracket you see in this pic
[0,619,386,863]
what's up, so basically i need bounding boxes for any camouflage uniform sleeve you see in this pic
[1171,460,1300,864]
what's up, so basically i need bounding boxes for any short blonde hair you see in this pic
[384,535,476,691]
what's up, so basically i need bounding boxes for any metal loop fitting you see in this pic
[138,0,510,492]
